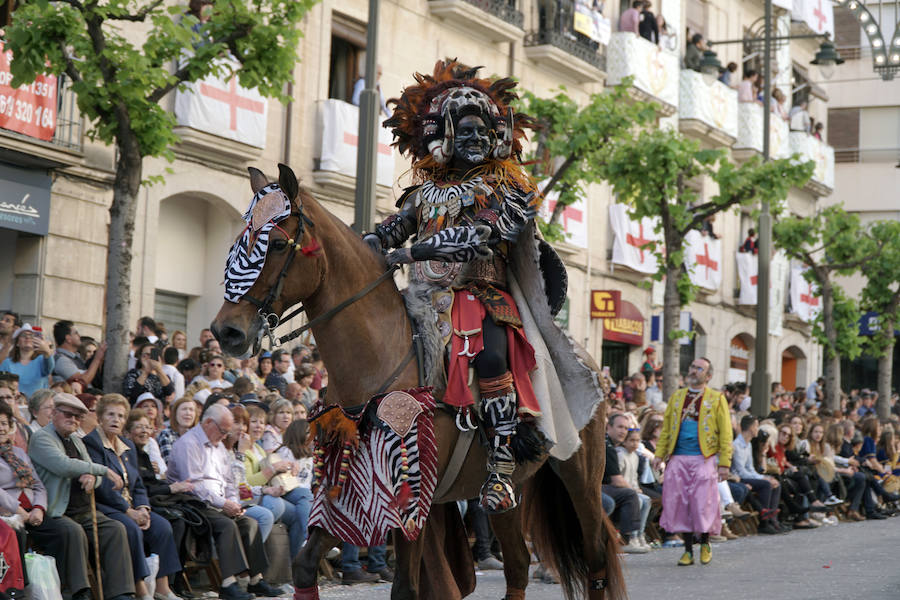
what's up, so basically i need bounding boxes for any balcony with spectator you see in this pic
[525,0,608,83]
[427,0,525,43]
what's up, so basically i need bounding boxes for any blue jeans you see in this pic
[262,488,313,557]
[244,504,275,542]
[341,543,387,572]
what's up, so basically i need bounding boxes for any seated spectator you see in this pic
[134,393,168,478]
[192,353,229,390]
[270,419,314,557]
[226,405,276,544]
[170,330,188,361]
[161,346,185,401]
[157,396,198,463]
[638,1,659,44]
[718,62,738,87]
[0,311,21,364]
[84,394,181,600]
[857,392,877,418]
[177,358,201,387]
[0,400,46,584]
[738,70,760,104]
[769,424,820,528]
[876,428,900,475]
[618,0,642,34]
[0,324,54,398]
[27,389,55,433]
[27,393,133,600]
[683,33,705,72]
[265,350,290,396]
[805,423,847,507]
[291,400,308,421]
[603,414,646,553]
[732,415,784,534]
[167,404,282,600]
[123,343,174,404]
[261,398,294,452]
[53,320,105,389]
[295,363,318,409]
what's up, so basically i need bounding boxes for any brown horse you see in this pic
[212,164,624,600]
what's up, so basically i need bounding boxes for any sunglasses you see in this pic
[628,428,641,432]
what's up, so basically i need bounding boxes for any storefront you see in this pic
[599,297,645,385]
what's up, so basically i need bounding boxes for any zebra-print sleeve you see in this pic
[409,225,492,263]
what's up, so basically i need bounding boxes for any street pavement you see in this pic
[310,518,899,599]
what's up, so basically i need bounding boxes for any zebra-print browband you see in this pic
[223,183,292,303]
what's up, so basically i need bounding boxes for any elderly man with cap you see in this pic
[27,393,135,600]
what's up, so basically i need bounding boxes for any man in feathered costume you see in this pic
[363,60,544,513]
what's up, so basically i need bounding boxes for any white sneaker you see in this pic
[825,495,843,506]
[622,538,650,554]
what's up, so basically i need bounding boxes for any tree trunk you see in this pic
[820,278,841,411]
[877,312,895,420]
[102,134,143,393]
[661,263,681,403]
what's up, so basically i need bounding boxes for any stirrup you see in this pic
[480,471,518,514]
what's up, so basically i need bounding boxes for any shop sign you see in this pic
[603,300,644,346]
[0,163,51,235]
[591,290,621,319]
[0,42,58,141]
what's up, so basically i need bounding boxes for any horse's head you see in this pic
[211,164,325,356]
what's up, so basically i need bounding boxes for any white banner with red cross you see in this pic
[538,182,588,248]
[684,229,722,291]
[317,99,395,188]
[175,59,268,148]
[792,0,834,37]
[609,203,662,274]
[790,264,822,322]
[736,251,758,305]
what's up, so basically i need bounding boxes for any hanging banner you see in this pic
[792,0,834,37]
[0,42,58,142]
[684,229,722,291]
[736,251,758,305]
[316,99,395,188]
[539,182,588,248]
[768,251,790,336]
[175,58,268,148]
[790,264,821,322]
[609,203,662,274]
[574,0,611,45]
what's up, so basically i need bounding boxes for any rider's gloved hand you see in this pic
[362,233,383,254]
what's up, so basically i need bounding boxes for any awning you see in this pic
[792,62,830,102]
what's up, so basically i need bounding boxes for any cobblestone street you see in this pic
[314,519,899,600]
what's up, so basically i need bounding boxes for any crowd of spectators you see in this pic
[598,356,900,555]
[0,310,334,600]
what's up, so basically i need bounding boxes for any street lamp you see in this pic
[700,49,723,84]
[811,40,845,80]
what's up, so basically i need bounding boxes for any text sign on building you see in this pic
[591,290,621,319]
[0,163,52,235]
[0,42,58,142]
[602,300,644,346]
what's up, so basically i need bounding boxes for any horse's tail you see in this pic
[523,463,626,600]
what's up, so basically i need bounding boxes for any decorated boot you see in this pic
[479,373,518,514]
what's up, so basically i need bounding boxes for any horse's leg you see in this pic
[556,413,625,600]
[391,527,426,600]
[489,506,530,600]
[291,526,338,598]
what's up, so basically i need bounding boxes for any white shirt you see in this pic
[163,364,185,399]
[145,436,168,478]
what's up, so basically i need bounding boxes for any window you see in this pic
[833,6,861,59]
[154,290,188,337]
[0,1,15,28]
[328,14,366,103]
[829,106,900,163]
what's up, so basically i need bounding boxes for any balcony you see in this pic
[733,102,790,161]
[428,0,524,43]
[524,2,606,83]
[790,132,834,196]
[0,74,84,168]
[313,99,395,201]
[678,69,737,147]
[606,33,678,116]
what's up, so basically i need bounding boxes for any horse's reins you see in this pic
[243,203,425,393]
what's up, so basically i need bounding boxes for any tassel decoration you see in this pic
[329,440,354,500]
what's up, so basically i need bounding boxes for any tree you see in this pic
[773,205,884,411]
[600,128,812,401]
[861,220,900,419]
[6,0,316,391]
[515,82,657,241]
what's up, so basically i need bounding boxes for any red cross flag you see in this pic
[175,59,268,148]
[609,203,661,274]
[538,182,588,248]
[684,230,722,291]
[790,264,822,322]
[736,251,759,305]
[794,0,834,37]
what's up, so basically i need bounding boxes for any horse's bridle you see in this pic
[240,201,424,392]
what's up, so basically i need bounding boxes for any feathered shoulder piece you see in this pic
[384,59,535,176]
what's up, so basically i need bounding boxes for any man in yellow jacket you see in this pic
[652,357,732,566]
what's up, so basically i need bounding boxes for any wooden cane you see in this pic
[89,487,104,600]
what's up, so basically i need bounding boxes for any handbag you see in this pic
[261,455,301,492]
[24,552,60,600]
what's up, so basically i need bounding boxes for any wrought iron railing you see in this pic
[447,0,524,29]
[524,0,606,71]
[51,75,83,152]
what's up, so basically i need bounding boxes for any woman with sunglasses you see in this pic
[122,343,174,404]
[768,425,820,529]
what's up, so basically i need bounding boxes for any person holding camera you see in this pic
[122,343,174,404]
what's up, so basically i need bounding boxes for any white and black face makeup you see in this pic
[452,115,491,168]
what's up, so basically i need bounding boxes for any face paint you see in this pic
[452,115,491,167]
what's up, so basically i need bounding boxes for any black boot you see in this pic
[479,380,518,514]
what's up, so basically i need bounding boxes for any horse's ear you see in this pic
[248,167,268,195]
[277,163,300,204]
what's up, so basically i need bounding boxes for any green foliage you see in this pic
[514,81,657,242]
[5,0,316,158]
[773,204,877,357]
[861,220,900,355]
